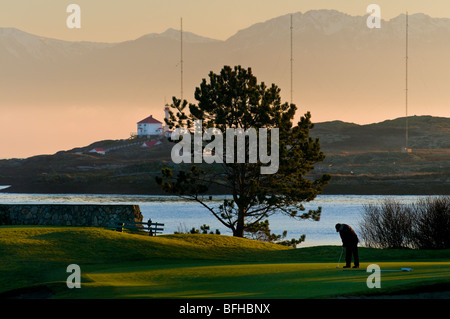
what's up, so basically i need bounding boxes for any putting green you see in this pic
[1,226,449,299]
[53,261,450,299]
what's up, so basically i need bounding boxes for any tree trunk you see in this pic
[234,208,245,237]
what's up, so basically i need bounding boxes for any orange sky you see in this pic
[0,0,449,159]
[1,0,450,42]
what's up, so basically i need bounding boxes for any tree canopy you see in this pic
[156,65,330,238]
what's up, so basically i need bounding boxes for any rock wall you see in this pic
[0,204,143,226]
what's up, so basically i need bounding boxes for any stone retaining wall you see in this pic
[0,204,143,227]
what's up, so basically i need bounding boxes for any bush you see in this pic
[174,223,221,235]
[411,197,450,249]
[245,220,283,242]
[360,200,413,249]
[245,219,305,248]
[359,196,450,249]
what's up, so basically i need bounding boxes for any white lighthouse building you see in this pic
[136,105,172,138]
[137,115,162,137]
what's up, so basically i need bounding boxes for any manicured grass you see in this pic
[1,226,449,299]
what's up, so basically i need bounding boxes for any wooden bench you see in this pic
[107,219,164,236]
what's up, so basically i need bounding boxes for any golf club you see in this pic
[336,247,343,268]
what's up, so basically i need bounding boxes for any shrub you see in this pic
[245,219,305,248]
[360,200,413,249]
[174,223,221,235]
[359,196,449,249]
[411,197,450,249]
[245,220,283,242]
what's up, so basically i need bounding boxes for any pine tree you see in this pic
[156,65,330,237]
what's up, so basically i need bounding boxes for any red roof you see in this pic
[137,115,162,124]
[143,141,161,147]
[89,148,105,154]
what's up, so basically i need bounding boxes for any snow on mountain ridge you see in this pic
[227,10,450,44]
[139,28,222,43]
[0,27,114,59]
[2,10,450,60]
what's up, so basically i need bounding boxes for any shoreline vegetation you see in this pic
[360,196,450,249]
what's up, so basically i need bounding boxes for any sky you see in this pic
[1,0,450,42]
[0,0,449,159]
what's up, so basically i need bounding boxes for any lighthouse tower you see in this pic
[164,104,170,122]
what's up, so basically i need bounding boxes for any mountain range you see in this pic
[1,10,450,119]
[0,9,449,159]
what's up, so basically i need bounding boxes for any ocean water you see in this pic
[0,193,433,247]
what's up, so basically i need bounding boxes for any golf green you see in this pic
[1,226,449,299]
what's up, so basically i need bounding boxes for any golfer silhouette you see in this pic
[335,223,360,268]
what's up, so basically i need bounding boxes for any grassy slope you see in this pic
[1,226,450,299]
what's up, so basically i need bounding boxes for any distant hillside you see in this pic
[0,116,448,195]
[311,116,450,152]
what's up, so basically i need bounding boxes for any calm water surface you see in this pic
[0,192,433,247]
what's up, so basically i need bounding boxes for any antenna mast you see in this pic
[290,14,293,105]
[180,17,184,101]
[405,12,409,151]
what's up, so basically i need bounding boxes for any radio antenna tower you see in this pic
[180,17,184,101]
[290,14,294,105]
[404,12,410,152]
